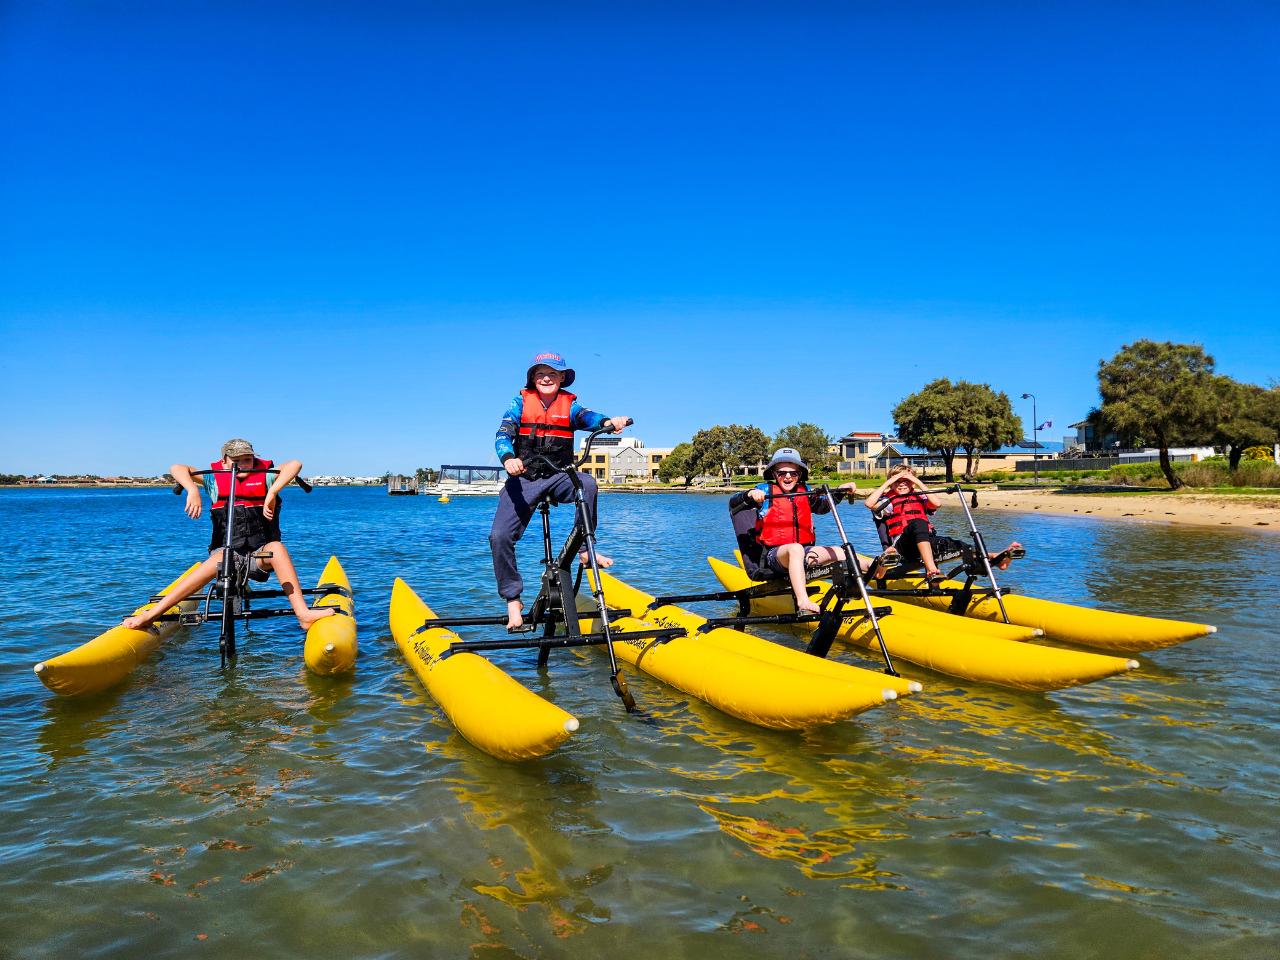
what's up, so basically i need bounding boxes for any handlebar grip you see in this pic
[172,483,183,495]
[296,477,313,493]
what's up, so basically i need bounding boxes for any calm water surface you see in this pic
[0,487,1276,959]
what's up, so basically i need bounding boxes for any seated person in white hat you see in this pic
[729,448,895,613]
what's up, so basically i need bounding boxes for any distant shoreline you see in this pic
[958,486,1279,533]
[7,482,1276,532]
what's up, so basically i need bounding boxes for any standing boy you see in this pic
[490,351,629,629]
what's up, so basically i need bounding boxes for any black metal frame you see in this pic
[412,422,681,713]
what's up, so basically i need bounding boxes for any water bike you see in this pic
[389,448,907,760]
[158,467,356,670]
[33,468,356,698]
[634,482,1138,691]
[392,422,683,725]
[863,485,1215,652]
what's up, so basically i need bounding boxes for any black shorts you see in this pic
[891,520,968,571]
[209,505,281,555]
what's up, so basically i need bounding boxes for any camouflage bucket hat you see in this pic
[221,438,255,459]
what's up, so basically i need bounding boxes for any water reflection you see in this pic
[36,686,131,769]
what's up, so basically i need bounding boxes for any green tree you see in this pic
[689,424,769,480]
[414,466,437,485]
[954,382,1024,480]
[1097,340,1217,489]
[772,423,835,473]
[892,378,965,481]
[656,442,694,486]
[1210,379,1280,470]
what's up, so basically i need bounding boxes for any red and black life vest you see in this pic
[881,490,934,539]
[210,458,274,510]
[516,389,576,478]
[756,482,815,547]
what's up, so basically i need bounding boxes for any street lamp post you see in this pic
[1021,392,1038,485]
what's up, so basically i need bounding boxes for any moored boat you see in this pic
[303,556,357,675]
[389,577,579,761]
[34,564,203,698]
[708,557,1139,692]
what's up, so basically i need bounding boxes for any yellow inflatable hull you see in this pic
[389,578,578,762]
[709,557,1138,692]
[303,556,357,675]
[34,564,203,698]
[580,571,897,729]
[880,570,1216,653]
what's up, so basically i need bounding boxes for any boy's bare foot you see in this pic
[868,548,899,580]
[991,541,1023,570]
[506,598,524,630]
[297,607,337,631]
[797,598,822,614]
[579,551,613,569]
[122,613,154,631]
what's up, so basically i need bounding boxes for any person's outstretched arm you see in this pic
[263,460,302,520]
[171,463,203,519]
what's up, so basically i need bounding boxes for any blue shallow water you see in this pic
[0,486,1277,959]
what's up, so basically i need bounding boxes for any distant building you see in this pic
[838,430,1065,475]
[834,431,896,474]
[577,435,673,482]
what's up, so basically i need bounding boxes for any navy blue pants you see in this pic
[489,472,600,601]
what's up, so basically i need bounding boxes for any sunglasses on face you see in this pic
[534,371,563,381]
[775,469,800,478]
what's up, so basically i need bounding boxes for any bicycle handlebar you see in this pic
[171,468,313,495]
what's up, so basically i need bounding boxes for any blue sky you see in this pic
[2,1,1276,475]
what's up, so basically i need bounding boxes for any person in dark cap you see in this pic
[490,351,629,629]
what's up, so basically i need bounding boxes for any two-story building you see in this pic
[838,429,1066,475]
[577,435,672,482]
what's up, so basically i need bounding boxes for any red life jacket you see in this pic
[756,482,815,547]
[516,389,577,477]
[210,458,274,510]
[882,490,934,538]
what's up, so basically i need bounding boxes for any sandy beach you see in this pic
[969,486,1280,532]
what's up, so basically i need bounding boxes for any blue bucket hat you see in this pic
[525,350,576,389]
[764,448,809,481]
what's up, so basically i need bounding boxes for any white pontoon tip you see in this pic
[1126,659,1140,670]
[564,718,580,733]
[33,662,45,675]
[1032,628,1045,637]
[1206,625,1218,634]
[882,689,898,701]
[909,680,923,693]
[325,643,335,653]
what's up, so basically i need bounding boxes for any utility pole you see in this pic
[1021,392,1038,484]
